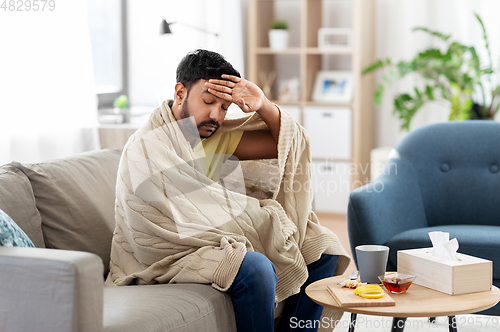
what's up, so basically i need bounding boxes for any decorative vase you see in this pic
[268,30,289,51]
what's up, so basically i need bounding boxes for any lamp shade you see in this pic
[160,19,172,34]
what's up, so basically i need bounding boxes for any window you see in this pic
[86,0,128,108]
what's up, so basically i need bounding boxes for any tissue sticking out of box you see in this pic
[428,231,459,261]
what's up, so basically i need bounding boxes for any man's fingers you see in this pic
[221,74,241,83]
[207,88,232,101]
[205,82,233,94]
[208,78,236,87]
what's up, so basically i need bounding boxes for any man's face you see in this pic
[179,80,232,139]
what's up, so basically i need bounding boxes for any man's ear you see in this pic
[174,83,186,105]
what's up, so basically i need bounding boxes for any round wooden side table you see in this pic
[306,274,500,332]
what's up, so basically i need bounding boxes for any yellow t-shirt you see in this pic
[193,130,244,181]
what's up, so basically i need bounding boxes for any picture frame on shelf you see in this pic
[318,28,352,49]
[312,71,353,103]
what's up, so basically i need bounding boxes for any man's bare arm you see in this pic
[232,130,277,160]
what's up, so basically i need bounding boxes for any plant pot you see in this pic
[113,107,130,123]
[268,29,289,51]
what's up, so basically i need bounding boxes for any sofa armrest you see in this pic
[347,157,428,266]
[0,247,104,332]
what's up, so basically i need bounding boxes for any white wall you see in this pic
[127,0,246,108]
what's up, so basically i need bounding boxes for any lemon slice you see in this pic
[354,285,382,295]
[359,290,385,299]
[354,285,385,299]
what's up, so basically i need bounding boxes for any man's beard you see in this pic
[181,98,220,139]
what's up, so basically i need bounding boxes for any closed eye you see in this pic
[204,97,229,110]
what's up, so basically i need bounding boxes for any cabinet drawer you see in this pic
[311,161,352,213]
[304,107,352,159]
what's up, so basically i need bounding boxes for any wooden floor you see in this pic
[316,213,357,275]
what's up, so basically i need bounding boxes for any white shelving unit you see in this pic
[248,0,376,213]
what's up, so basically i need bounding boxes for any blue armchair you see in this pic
[347,121,500,315]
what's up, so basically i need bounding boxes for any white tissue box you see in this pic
[397,248,492,295]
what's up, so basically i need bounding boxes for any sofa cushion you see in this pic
[0,208,35,247]
[12,149,122,274]
[103,283,236,332]
[0,165,45,247]
[386,225,500,280]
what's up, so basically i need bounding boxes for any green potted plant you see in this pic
[363,13,500,131]
[269,19,289,51]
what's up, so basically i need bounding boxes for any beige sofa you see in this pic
[0,149,238,332]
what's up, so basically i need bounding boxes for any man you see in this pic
[107,49,351,332]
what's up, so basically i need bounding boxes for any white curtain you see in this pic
[0,1,99,165]
[127,0,245,106]
[374,0,500,147]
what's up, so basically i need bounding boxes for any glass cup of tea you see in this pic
[378,272,416,294]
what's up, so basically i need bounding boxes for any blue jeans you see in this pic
[226,251,339,332]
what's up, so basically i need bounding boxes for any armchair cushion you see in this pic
[0,165,45,247]
[392,121,500,227]
[12,149,122,274]
[0,208,34,247]
[387,225,500,280]
[347,156,428,264]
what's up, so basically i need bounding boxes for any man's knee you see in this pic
[319,254,339,268]
[307,254,339,280]
[238,251,278,287]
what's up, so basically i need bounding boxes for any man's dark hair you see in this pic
[176,49,241,91]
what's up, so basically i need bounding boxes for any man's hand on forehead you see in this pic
[205,75,240,102]
[205,74,266,113]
